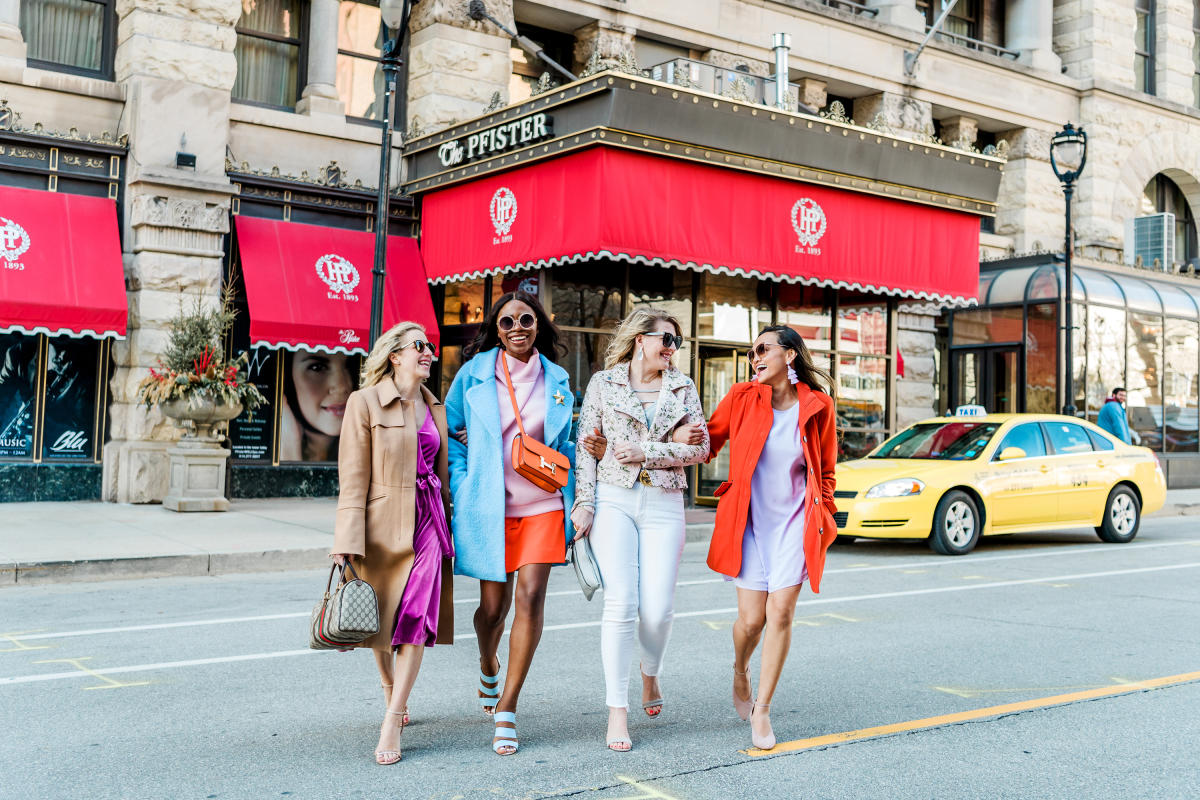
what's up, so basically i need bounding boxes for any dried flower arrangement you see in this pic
[137,283,267,415]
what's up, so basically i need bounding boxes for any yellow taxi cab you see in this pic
[833,406,1167,555]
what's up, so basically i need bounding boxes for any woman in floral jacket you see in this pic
[571,308,709,752]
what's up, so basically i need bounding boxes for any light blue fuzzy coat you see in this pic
[444,347,576,582]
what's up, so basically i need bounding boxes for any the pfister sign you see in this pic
[437,113,553,167]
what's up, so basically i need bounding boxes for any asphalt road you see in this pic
[2,518,1199,800]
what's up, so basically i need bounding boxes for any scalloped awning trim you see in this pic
[250,339,369,357]
[0,324,126,341]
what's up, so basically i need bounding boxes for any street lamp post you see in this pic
[369,0,417,348]
[1050,122,1088,417]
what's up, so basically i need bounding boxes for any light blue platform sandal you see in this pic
[492,711,519,755]
[478,668,501,716]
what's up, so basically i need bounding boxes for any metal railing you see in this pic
[648,58,806,111]
[928,27,1019,60]
[816,0,879,15]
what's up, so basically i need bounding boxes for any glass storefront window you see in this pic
[952,306,1023,346]
[41,336,100,461]
[838,354,886,459]
[697,272,770,343]
[442,280,489,327]
[629,265,694,334]
[0,332,39,459]
[437,344,464,404]
[1164,317,1199,453]
[1085,305,1126,423]
[233,0,303,108]
[336,0,384,120]
[560,331,612,412]
[839,304,888,356]
[778,284,832,350]
[550,264,623,330]
[1126,312,1163,450]
[279,350,361,462]
[1026,303,1058,414]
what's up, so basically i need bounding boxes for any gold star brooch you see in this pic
[553,391,566,405]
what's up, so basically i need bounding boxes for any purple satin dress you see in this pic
[391,412,454,648]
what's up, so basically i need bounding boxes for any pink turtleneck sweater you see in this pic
[495,349,562,518]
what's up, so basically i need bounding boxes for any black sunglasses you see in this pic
[399,340,436,355]
[745,342,785,362]
[498,313,537,332]
[644,331,683,350]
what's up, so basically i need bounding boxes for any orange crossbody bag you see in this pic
[500,354,570,493]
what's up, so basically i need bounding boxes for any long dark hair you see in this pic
[759,325,837,404]
[464,290,564,363]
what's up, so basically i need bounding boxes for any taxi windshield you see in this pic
[871,421,1001,460]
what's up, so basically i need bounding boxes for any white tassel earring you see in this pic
[637,345,644,361]
[787,361,800,385]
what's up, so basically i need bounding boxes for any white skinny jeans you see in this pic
[590,482,686,709]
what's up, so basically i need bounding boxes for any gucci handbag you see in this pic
[568,536,603,601]
[309,561,379,650]
[500,354,570,493]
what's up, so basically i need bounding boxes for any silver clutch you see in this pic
[568,537,603,601]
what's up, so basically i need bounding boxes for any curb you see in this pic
[1150,503,1200,517]
[1,547,331,587]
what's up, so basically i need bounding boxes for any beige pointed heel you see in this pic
[750,702,776,751]
[733,666,752,721]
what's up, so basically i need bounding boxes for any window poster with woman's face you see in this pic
[0,333,37,459]
[278,350,360,463]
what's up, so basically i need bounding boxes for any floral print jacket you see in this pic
[572,362,710,513]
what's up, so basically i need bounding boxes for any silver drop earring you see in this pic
[637,345,644,361]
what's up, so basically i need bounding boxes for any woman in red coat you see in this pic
[677,325,837,750]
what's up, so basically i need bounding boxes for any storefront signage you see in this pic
[490,187,517,244]
[790,198,827,255]
[315,253,360,301]
[229,348,275,462]
[0,216,31,270]
[437,113,553,168]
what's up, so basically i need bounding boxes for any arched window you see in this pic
[1141,174,1199,265]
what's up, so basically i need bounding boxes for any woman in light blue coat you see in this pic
[444,290,575,755]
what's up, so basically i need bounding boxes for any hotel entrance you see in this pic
[952,346,1020,413]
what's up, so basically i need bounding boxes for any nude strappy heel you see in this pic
[375,709,405,765]
[381,683,409,726]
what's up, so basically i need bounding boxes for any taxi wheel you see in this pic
[929,490,980,556]
[1096,486,1141,544]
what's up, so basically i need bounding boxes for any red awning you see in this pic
[0,185,127,339]
[234,216,438,355]
[420,147,980,304]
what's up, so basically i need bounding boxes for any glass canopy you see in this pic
[978,263,1200,319]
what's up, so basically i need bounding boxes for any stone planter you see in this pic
[160,395,243,512]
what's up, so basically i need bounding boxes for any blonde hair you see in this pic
[603,308,683,370]
[360,321,427,388]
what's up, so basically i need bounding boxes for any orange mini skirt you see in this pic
[504,510,566,573]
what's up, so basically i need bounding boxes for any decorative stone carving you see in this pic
[410,0,514,34]
[574,20,636,76]
[129,195,228,233]
[820,101,853,125]
[796,78,827,111]
[726,75,757,104]
[0,98,128,146]
[853,93,931,142]
[225,158,368,190]
[531,72,560,96]
[483,91,504,112]
[940,115,978,151]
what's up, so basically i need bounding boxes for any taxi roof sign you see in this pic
[954,405,988,417]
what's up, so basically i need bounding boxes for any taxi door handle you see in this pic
[1039,464,1051,473]
[1097,459,1106,468]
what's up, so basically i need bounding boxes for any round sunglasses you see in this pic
[745,342,785,362]
[643,331,683,350]
[498,313,537,331]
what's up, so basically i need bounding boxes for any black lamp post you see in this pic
[1050,122,1088,417]
[369,0,417,348]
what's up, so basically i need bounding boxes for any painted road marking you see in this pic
[0,631,53,652]
[13,538,1199,645]
[745,669,1200,756]
[932,682,1116,698]
[699,613,860,631]
[610,776,683,800]
[3,561,1198,688]
[32,657,151,690]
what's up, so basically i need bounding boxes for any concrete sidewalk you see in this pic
[3,489,1199,586]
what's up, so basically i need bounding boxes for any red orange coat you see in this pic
[706,381,839,593]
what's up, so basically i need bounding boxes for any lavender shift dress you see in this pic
[391,412,454,648]
[734,401,809,593]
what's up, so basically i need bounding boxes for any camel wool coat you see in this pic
[332,381,454,650]
[706,381,838,593]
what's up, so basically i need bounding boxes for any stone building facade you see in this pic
[1,0,1198,502]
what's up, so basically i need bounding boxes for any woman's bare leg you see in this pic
[733,588,768,710]
[373,648,396,708]
[475,577,515,711]
[375,644,425,758]
[751,585,802,741]
[493,563,552,753]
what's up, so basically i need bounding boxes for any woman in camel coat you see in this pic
[331,321,454,765]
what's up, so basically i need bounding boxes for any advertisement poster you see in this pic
[229,348,277,462]
[277,349,361,463]
[41,337,99,461]
[0,333,37,459]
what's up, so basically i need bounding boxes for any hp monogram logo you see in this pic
[790,198,827,249]
[0,217,30,263]
[315,253,361,300]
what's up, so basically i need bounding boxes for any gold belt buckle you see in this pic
[638,469,653,487]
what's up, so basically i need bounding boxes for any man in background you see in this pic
[1097,386,1131,444]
